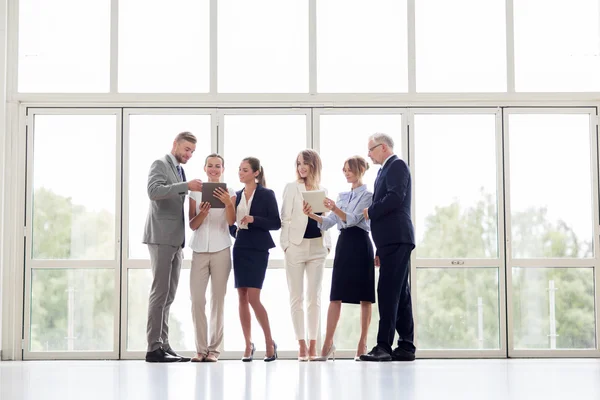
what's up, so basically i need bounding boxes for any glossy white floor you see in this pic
[2,359,600,400]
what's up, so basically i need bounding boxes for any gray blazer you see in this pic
[142,154,189,247]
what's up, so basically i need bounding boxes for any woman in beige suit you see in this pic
[188,153,236,362]
[281,149,332,361]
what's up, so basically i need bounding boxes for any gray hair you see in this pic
[369,132,394,149]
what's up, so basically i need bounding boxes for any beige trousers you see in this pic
[190,247,232,356]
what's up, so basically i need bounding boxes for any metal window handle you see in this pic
[451,260,465,265]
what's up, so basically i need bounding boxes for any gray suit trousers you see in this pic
[147,243,183,352]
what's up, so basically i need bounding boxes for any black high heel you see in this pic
[264,341,278,362]
[241,343,255,362]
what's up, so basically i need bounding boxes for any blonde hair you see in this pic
[296,149,322,187]
[344,156,370,178]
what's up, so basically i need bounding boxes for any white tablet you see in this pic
[301,190,327,213]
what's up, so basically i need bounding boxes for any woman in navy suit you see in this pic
[228,157,281,362]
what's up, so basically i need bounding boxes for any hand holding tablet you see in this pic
[301,190,327,213]
[201,182,228,208]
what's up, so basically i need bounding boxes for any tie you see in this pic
[374,168,382,190]
[176,165,186,247]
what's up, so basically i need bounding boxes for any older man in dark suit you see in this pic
[360,132,416,362]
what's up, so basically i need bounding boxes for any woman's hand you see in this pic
[303,200,313,216]
[241,215,254,225]
[199,202,211,217]
[214,187,233,206]
[323,197,337,211]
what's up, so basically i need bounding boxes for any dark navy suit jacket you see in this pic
[368,155,415,248]
[230,185,281,251]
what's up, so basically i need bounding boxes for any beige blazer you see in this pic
[280,181,332,252]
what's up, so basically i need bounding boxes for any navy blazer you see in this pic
[368,155,415,248]
[230,185,282,251]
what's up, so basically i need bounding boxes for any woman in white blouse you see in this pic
[281,149,332,361]
[188,154,236,362]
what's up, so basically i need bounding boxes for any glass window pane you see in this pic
[514,0,600,91]
[18,0,110,92]
[416,268,500,350]
[317,0,408,93]
[318,114,403,256]
[415,114,499,259]
[218,0,308,93]
[119,0,209,92]
[127,269,194,351]
[512,267,595,349]
[30,269,115,351]
[222,114,307,261]
[127,114,212,260]
[508,114,593,258]
[32,115,117,260]
[416,0,506,92]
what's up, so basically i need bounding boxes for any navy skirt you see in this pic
[330,227,376,304]
[232,246,269,289]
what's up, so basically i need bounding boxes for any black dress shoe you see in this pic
[164,348,191,362]
[359,345,392,362]
[392,347,415,362]
[145,348,181,363]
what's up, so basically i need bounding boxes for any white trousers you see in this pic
[284,238,328,341]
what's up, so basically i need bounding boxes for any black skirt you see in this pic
[232,246,269,289]
[330,227,376,304]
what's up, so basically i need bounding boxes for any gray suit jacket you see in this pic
[142,154,189,247]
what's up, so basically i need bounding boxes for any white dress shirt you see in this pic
[236,188,255,230]
[189,187,236,253]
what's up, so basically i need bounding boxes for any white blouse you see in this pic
[188,187,236,253]
[236,188,256,230]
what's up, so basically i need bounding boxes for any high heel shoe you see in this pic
[354,344,368,361]
[241,343,255,362]
[313,344,336,362]
[264,341,278,362]
[298,352,309,362]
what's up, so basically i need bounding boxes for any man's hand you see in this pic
[188,179,203,191]
[363,208,370,221]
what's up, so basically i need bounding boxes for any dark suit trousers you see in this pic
[376,243,415,354]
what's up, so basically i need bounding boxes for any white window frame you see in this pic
[408,108,507,358]
[503,107,600,358]
[22,108,123,360]
[119,108,217,360]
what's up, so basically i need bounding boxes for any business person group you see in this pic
[142,131,415,363]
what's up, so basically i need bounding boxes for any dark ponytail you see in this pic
[243,157,267,188]
[257,166,266,187]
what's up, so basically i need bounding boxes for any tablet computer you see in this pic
[301,190,327,213]
[201,182,228,208]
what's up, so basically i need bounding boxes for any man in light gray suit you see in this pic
[143,131,203,363]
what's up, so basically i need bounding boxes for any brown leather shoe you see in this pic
[191,354,205,362]
[204,353,218,362]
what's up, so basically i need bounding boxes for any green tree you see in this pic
[30,188,185,353]
[416,191,594,350]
